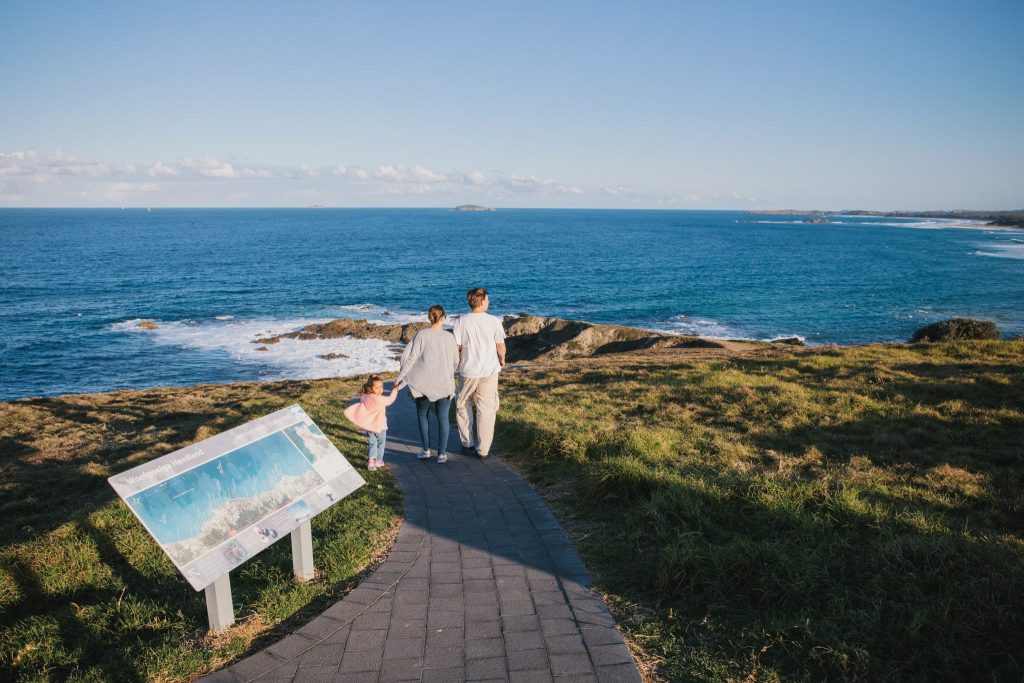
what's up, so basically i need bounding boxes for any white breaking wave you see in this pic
[747,218,993,230]
[659,315,739,339]
[971,244,1024,260]
[321,303,428,325]
[110,315,401,380]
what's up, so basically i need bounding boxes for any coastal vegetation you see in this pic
[497,340,1024,682]
[2,324,1022,682]
[0,379,401,682]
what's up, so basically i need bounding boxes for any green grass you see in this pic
[0,379,400,682]
[497,341,1024,682]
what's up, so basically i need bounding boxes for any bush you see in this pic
[910,318,1000,343]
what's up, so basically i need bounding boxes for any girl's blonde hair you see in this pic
[428,305,446,324]
[360,374,382,394]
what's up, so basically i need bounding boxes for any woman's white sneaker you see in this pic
[417,449,433,460]
[437,453,447,463]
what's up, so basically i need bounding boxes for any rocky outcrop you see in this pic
[250,314,727,363]
[770,337,806,346]
[454,204,494,212]
[801,218,830,224]
[137,321,159,330]
[318,353,350,360]
[502,315,723,362]
[255,318,430,345]
[910,318,1000,343]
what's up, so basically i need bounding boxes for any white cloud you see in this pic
[463,170,487,185]
[298,164,319,178]
[331,165,370,180]
[181,155,239,178]
[148,161,180,177]
[499,174,583,195]
[602,185,636,197]
[0,149,119,177]
[373,164,448,183]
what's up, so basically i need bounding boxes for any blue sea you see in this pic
[2,208,1022,401]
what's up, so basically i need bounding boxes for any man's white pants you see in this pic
[455,372,500,456]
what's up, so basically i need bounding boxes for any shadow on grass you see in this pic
[494,384,1024,683]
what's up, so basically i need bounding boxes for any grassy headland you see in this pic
[497,341,1024,681]
[0,379,400,682]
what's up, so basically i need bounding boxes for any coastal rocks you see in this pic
[454,204,494,211]
[770,337,806,346]
[255,318,430,345]
[502,315,723,362]
[137,321,159,330]
[255,346,269,352]
[249,314,729,364]
[801,218,830,224]
[910,318,1000,343]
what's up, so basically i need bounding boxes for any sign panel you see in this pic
[108,404,365,590]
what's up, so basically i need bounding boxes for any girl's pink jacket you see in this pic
[343,390,400,433]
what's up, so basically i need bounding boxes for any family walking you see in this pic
[344,287,507,468]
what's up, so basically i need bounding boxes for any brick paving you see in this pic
[202,387,643,682]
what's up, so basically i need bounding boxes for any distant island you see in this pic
[454,204,494,212]
[747,209,1024,228]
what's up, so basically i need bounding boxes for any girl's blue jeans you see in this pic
[366,429,386,462]
[415,396,451,455]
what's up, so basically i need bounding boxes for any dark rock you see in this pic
[910,318,1001,343]
[771,337,806,346]
[255,346,269,352]
[502,315,723,362]
[317,352,349,360]
[801,218,830,224]
[255,318,430,345]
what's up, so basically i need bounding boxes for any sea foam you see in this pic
[111,315,401,380]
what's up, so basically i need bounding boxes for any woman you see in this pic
[395,305,459,463]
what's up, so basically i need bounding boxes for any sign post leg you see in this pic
[205,573,234,631]
[291,519,315,582]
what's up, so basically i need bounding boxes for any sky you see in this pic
[1,1,1022,209]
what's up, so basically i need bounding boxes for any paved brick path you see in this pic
[204,388,643,682]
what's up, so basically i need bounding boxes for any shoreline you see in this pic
[5,313,1018,404]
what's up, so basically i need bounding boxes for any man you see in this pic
[453,287,506,458]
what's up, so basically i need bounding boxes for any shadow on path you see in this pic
[202,384,643,682]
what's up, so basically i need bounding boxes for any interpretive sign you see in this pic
[109,404,365,592]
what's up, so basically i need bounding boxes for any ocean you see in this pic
[2,208,1022,401]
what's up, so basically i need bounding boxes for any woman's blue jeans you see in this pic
[415,396,452,455]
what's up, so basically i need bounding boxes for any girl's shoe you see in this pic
[368,460,379,471]
[417,449,433,460]
[437,453,447,463]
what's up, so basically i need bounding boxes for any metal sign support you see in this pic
[205,574,235,631]
[291,519,315,581]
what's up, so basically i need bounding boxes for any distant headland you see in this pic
[454,204,494,212]
[747,209,1024,228]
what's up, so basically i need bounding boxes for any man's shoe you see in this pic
[417,449,433,460]
[437,453,448,463]
[460,446,477,456]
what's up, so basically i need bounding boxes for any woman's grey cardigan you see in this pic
[395,327,459,401]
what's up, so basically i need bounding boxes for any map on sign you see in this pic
[108,404,364,590]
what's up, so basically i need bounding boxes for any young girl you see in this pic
[343,374,402,471]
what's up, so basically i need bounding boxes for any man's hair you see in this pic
[467,287,488,309]
[427,305,446,324]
